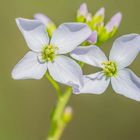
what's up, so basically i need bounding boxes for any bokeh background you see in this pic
[0,0,140,140]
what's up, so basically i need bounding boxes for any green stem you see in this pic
[45,72,61,98]
[47,116,69,140]
[47,87,72,140]
[52,88,72,121]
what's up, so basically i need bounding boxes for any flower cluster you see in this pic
[12,3,140,101]
[77,3,122,45]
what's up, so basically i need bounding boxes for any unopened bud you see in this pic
[77,3,88,22]
[105,12,122,33]
[63,106,73,123]
[86,13,92,22]
[87,31,97,44]
[95,7,105,18]
[92,7,105,28]
[34,13,56,36]
[34,13,52,26]
[78,3,88,17]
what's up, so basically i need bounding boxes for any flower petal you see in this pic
[109,34,140,69]
[87,31,97,44]
[73,72,110,94]
[51,23,92,54]
[12,51,47,79]
[71,45,108,68]
[48,55,83,87]
[16,18,49,52]
[34,13,52,26]
[111,68,140,101]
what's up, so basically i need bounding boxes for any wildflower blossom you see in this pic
[71,34,140,101]
[12,18,91,87]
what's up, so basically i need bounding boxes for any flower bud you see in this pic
[92,7,105,28]
[86,13,92,22]
[95,7,105,18]
[34,13,52,26]
[34,13,56,36]
[62,106,73,123]
[105,12,122,33]
[77,3,88,22]
[87,31,97,44]
[78,3,88,17]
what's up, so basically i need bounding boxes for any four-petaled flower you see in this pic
[71,34,140,101]
[12,18,91,88]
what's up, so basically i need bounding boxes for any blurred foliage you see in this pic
[0,0,140,140]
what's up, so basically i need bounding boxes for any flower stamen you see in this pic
[102,61,118,77]
[41,45,58,62]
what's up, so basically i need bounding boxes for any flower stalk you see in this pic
[45,72,61,98]
[46,87,72,140]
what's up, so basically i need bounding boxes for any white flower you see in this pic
[71,34,140,101]
[12,18,91,88]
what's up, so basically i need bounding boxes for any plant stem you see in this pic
[45,72,61,98]
[47,87,72,140]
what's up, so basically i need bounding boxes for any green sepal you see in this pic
[91,15,104,27]
[108,26,117,38]
[76,15,86,22]
[46,23,56,37]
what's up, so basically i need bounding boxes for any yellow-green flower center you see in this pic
[41,45,58,62]
[102,61,118,77]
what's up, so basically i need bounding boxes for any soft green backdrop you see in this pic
[0,0,140,140]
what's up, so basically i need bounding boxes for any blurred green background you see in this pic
[0,0,140,140]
